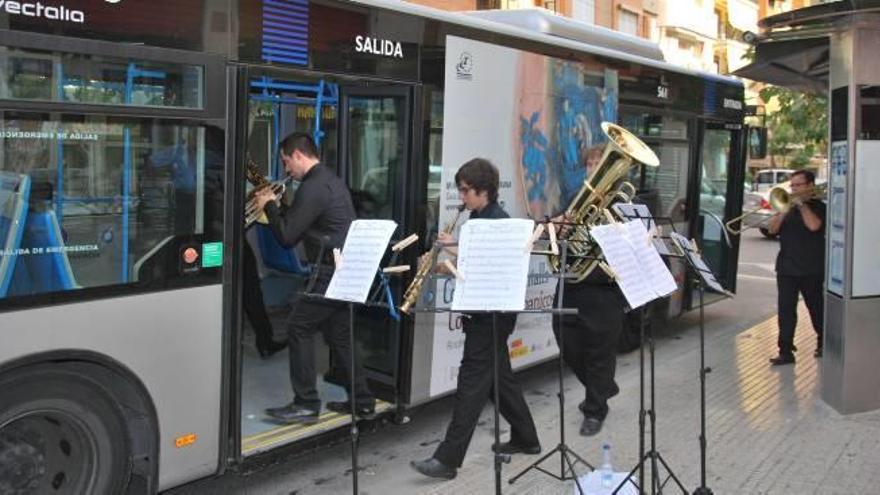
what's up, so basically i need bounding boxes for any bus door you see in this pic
[691,121,745,306]
[338,84,413,402]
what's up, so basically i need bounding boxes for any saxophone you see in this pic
[399,204,465,314]
[244,158,289,228]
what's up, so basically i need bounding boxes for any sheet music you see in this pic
[451,218,533,311]
[612,203,655,230]
[325,220,397,303]
[669,232,726,293]
[589,223,655,310]
[622,220,678,297]
[612,202,671,255]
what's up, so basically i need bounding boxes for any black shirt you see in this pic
[776,199,826,277]
[264,163,355,288]
[468,201,509,221]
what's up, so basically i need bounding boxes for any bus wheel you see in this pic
[0,366,131,495]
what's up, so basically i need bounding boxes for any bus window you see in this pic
[0,112,223,302]
[0,46,204,109]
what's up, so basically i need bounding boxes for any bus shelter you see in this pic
[735,0,880,413]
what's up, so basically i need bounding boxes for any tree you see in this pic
[759,86,827,169]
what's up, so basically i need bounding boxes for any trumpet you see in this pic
[725,182,826,235]
[244,159,289,228]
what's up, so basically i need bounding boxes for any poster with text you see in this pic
[828,141,847,296]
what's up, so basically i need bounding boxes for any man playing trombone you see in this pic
[766,169,826,365]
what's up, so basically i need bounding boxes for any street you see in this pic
[166,230,784,495]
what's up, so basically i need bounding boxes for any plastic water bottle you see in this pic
[600,443,613,488]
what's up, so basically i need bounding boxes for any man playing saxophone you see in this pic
[411,158,540,480]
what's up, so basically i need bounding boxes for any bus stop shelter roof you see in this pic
[732,0,880,94]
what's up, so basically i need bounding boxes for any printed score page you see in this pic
[612,202,672,255]
[589,223,655,310]
[451,218,534,311]
[325,219,397,303]
[622,220,678,297]
[669,232,726,294]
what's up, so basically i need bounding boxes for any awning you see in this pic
[732,37,829,94]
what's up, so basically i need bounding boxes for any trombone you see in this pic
[725,182,826,235]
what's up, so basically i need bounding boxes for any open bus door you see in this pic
[690,121,745,307]
[337,84,413,403]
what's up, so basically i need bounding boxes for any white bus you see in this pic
[0,1,746,492]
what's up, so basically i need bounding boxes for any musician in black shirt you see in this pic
[767,169,826,365]
[254,132,374,423]
[411,158,540,480]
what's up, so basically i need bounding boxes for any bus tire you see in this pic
[0,365,131,495]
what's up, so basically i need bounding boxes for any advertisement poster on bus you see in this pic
[429,35,618,395]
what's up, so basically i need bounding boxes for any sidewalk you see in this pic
[411,303,880,495]
[169,303,880,494]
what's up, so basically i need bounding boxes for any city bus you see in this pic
[0,0,745,492]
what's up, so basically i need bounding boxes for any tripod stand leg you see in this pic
[613,452,650,495]
[654,452,688,494]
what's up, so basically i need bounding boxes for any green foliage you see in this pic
[759,85,827,169]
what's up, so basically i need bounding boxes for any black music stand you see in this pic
[413,235,578,495]
[606,211,728,495]
[508,238,595,495]
[301,236,407,495]
[666,228,730,495]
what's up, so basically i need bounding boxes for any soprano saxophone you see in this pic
[399,204,465,315]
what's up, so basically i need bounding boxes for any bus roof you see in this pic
[351,0,744,88]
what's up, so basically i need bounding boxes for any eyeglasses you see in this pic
[457,186,473,194]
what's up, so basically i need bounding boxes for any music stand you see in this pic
[300,232,406,495]
[508,238,595,495]
[667,228,730,495]
[413,227,578,495]
[606,211,727,495]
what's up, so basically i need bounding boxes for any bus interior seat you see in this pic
[10,207,79,296]
[0,172,30,297]
[254,224,310,276]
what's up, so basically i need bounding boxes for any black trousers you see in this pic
[776,274,824,356]
[553,283,623,421]
[285,298,373,411]
[433,317,539,468]
[242,243,275,348]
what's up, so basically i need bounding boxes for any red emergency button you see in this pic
[183,247,199,264]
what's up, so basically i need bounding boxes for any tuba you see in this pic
[399,204,465,315]
[244,158,289,228]
[550,122,660,283]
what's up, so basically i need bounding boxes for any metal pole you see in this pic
[349,302,359,495]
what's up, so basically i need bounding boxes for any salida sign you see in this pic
[354,35,404,59]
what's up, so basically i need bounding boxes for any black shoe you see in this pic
[326,400,376,418]
[410,458,456,480]
[492,441,541,455]
[256,340,287,359]
[265,403,319,424]
[769,354,796,366]
[814,347,823,358]
[580,417,603,437]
